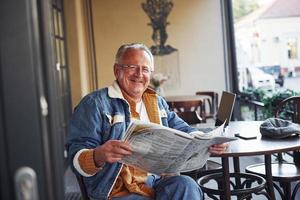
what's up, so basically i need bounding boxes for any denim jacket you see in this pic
[66,81,197,200]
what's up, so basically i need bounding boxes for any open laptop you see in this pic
[196,91,236,132]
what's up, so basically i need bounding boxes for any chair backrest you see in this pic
[167,100,202,112]
[177,111,202,124]
[274,96,300,162]
[195,91,218,121]
[275,96,300,123]
[75,175,90,200]
[167,100,203,124]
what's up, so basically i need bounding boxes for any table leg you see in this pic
[233,156,242,198]
[265,154,275,199]
[233,157,240,173]
[222,157,231,200]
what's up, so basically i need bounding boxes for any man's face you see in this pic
[114,49,153,100]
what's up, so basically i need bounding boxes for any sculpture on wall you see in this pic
[142,0,177,55]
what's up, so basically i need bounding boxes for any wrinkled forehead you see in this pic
[121,49,154,69]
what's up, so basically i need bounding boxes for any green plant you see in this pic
[241,88,300,119]
[243,88,269,101]
[261,89,300,118]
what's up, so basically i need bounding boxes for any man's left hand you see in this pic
[209,143,229,155]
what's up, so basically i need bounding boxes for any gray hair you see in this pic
[115,43,154,69]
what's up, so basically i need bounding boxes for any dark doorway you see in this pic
[0,0,71,199]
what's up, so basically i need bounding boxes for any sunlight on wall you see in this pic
[70,0,227,98]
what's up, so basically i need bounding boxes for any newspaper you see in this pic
[120,120,237,174]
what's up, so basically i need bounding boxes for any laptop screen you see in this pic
[215,91,236,126]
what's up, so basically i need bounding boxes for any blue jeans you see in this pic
[112,175,203,200]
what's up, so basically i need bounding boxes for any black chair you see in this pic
[177,111,202,125]
[75,175,90,200]
[166,99,222,180]
[167,99,204,122]
[246,96,300,200]
[195,91,219,122]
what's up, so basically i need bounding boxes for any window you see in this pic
[230,0,300,91]
[52,0,72,161]
[224,0,300,120]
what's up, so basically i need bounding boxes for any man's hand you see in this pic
[209,143,229,155]
[94,140,133,167]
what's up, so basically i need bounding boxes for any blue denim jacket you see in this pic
[66,82,197,200]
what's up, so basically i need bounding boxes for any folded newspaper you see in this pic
[120,120,237,174]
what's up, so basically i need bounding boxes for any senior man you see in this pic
[66,43,227,200]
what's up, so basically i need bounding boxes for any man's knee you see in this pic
[171,175,199,188]
[155,175,203,200]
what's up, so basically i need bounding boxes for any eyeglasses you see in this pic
[118,64,153,74]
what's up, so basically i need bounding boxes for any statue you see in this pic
[142,0,177,55]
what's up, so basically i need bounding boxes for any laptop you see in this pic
[196,91,236,132]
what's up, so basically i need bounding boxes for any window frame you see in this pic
[220,0,239,94]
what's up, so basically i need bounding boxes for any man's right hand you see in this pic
[93,140,133,167]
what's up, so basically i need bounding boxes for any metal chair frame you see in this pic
[75,175,90,200]
[246,96,300,200]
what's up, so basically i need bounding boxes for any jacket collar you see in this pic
[108,80,124,99]
[107,80,157,100]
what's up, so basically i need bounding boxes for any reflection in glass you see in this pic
[53,9,59,36]
[58,12,64,38]
[60,40,65,66]
[56,39,61,64]
[287,37,298,59]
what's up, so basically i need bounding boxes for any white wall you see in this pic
[257,17,300,69]
[92,0,226,96]
[235,8,300,73]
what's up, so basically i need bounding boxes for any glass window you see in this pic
[231,0,300,91]
[227,0,300,120]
